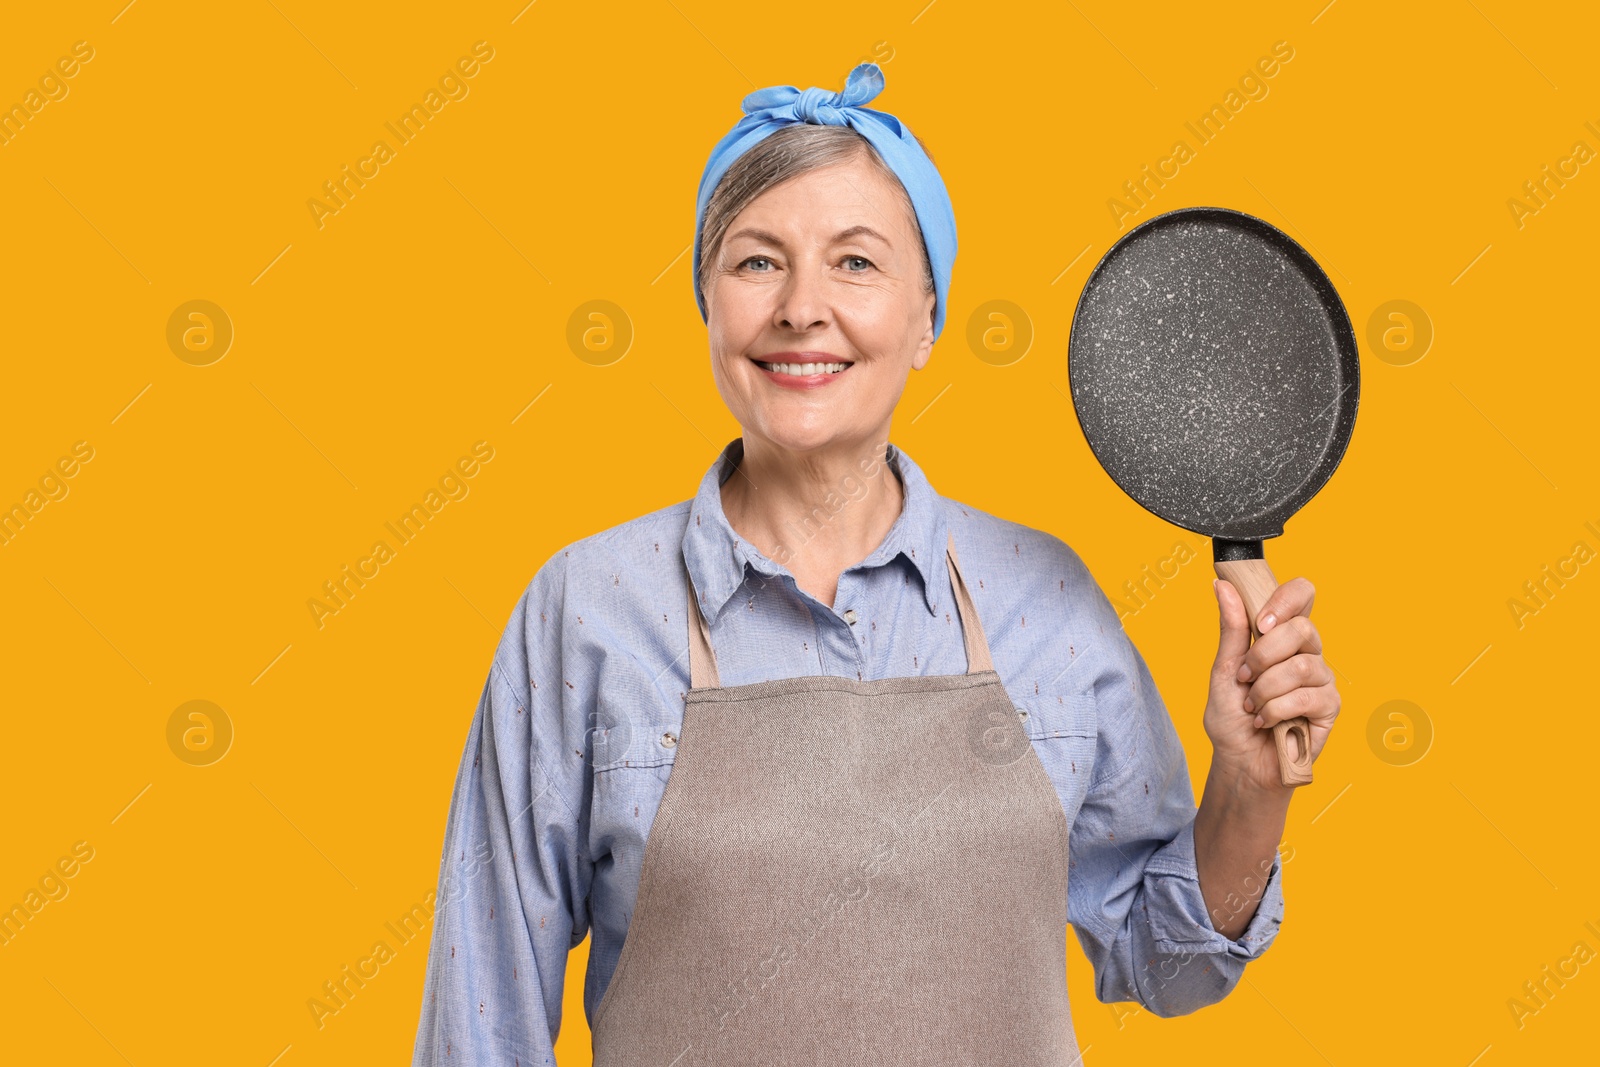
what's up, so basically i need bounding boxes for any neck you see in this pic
[720,433,903,608]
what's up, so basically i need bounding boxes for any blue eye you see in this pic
[738,255,874,272]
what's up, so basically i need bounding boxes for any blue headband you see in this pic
[692,62,958,341]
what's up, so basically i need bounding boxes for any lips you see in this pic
[752,358,852,375]
[748,354,854,389]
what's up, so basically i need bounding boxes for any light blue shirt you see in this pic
[410,438,1284,1065]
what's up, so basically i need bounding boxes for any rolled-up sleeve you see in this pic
[412,555,592,1065]
[1066,613,1284,1017]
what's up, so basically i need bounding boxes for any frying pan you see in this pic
[1068,205,1358,787]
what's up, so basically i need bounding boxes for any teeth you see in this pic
[759,360,850,375]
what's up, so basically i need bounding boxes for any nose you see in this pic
[773,257,829,332]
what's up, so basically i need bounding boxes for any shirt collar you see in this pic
[682,437,948,624]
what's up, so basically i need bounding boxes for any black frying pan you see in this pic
[1068,205,1358,787]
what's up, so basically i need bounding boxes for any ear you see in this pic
[910,290,937,371]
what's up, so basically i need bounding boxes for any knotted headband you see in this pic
[692,62,958,341]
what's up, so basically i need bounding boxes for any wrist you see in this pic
[1205,753,1296,813]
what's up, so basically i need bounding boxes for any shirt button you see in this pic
[661,731,678,748]
[843,609,858,625]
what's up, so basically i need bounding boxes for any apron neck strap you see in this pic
[943,529,994,674]
[685,529,994,690]
[686,570,722,689]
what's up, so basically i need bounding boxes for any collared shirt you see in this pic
[410,438,1285,1066]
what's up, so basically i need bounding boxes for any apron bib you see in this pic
[592,531,1076,1065]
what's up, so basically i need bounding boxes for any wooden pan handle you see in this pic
[1212,556,1314,787]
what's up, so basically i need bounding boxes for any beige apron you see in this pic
[591,531,1076,1065]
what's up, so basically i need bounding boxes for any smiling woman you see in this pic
[704,149,938,562]
[412,60,1339,1067]
[688,116,953,608]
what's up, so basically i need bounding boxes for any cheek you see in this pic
[838,301,917,358]
[708,283,764,341]
[708,317,750,371]
[707,321,757,398]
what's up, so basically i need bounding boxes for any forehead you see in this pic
[729,156,919,245]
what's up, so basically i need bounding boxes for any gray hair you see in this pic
[697,123,936,312]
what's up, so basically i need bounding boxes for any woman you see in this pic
[411,63,1340,1066]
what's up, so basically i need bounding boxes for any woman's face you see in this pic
[704,153,937,460]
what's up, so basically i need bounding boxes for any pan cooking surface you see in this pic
[1069,214,1354,540]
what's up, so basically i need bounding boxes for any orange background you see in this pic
[2,2,1595,1064]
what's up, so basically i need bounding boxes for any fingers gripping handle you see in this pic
[1213,556,1315,787]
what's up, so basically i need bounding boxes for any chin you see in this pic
[746,419,866,457]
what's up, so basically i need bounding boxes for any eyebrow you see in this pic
[725,225,893,248]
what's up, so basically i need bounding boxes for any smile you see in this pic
[752,359,852,375]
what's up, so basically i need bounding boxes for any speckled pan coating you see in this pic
[1068,206,1359,542]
